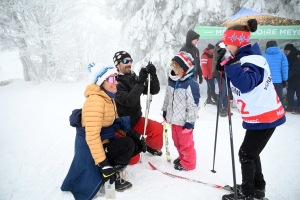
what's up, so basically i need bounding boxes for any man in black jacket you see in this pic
[113,51,163,164]
[284,44,300,114]
[180,30,203,84]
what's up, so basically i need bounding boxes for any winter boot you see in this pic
[174,163,186,171]
[293,107,300,114]
[210,92,219,103]
[173,158,180,165]
[220,108,233,117]
[206,99,216,105]
[229,184,265,199]
[222,192,254,200]
[255,189,266,199]
[147,146,162,156]
[114,167,132,192]
[219,109,227,117]
[285,106,294,112]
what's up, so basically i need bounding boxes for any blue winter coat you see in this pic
[262,46,288,83]
[61,109,130,200]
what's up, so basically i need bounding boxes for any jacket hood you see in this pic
[203,48,214,56]
[186,30,199,47]
[69,109,82,127]
[236,43,262,58]
[84,83,108,99]
[265,46,280,55]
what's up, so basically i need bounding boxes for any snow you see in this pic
[0,52,23,81]
[1,79,300,200]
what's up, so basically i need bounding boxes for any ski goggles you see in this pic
[106,76,117,83]
[121,59,133,64]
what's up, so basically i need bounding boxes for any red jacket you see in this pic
[201,48,214,79]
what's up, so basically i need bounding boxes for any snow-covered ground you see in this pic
[0,52,23,81]
[0,80,299,200]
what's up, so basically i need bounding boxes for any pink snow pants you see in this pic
[172,124,196,170]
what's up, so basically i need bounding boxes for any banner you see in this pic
[195,26,300,39]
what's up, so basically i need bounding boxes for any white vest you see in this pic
[230,55,284,123]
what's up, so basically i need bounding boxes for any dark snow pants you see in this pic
[239,128,276,196]
[104,137,135,166]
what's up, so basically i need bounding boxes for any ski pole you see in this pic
[211,72,222,173]
[140,73,151,163]
[140,11,157,162]
[224,72,238,200]
[143,73,151,137]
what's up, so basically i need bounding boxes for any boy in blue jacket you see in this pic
[263,40,288,108]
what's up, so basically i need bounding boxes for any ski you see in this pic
[163,122,171,162]
[148,162,226,190]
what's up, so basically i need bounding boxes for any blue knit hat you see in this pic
[87,63,118,86]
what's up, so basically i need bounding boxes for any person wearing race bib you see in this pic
[216,19,286,200]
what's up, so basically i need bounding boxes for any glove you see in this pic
[225,57,240,65]
[138,136,147,153]
[216,48,234,71]
[98,158,116,184]
[183,122,194,130]
[216,48,226,71]
[146,62,157,77]
[162,111,167,121]
[199,76,203,84]
[282,81,286,88]
[138,67,148,84]
[127,129,147,153]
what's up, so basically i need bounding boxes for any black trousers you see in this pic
[104,136,142,167]
[239,128,276,196]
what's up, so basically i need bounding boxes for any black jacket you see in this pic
[212,46,221,78]
[115,71,160,128]
[287,47,300,87]
[180,30,203,81]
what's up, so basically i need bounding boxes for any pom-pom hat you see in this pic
[87,63,118,86]
[172,51,195,74]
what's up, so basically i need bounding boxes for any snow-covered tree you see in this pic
[0,0,121,83]
[103,0,300,84]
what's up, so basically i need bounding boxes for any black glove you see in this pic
[98,158,116,184]
[146,62,157,77]
[282,81,287,88]
[216,48,226,71]
[225,57,240,65]
[216,48,238,71]
[199,76,203,84]
[138,67,148,84]
[138,136,147,153]
[127,129,147,153]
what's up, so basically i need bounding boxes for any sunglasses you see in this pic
[106,76,117,83]
[121,59,133,64]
